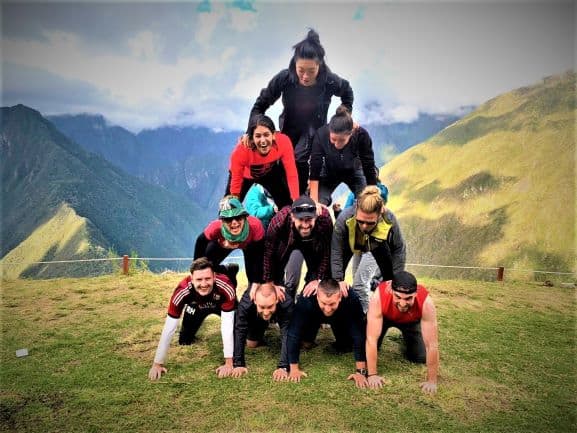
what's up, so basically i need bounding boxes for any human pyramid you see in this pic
[149,29,439,394]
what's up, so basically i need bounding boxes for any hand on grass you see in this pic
[272,368,289,381]
[347,372,368,389]
[288,368,307,383]
[215,364,233,378]
[148,363,167,381]
[231,367,248,378]
[367,374,387,389]
[420,381,437,394]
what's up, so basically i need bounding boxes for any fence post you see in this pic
[497,266,504,282]
[123,255,130,275]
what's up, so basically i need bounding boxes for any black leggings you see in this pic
[225,161,293,209]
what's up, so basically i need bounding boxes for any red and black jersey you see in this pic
[167,273,237,318]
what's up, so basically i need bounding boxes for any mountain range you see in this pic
[47,111,461,213]
[2,72,573,280]
[1,105,205,278]
[380,71,575,278]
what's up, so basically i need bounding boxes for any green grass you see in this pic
[1,273,575,433]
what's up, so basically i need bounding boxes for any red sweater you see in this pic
[229,132,299,200]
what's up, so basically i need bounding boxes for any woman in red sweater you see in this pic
[225,115,299,209]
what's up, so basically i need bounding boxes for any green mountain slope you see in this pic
[380,72,575,277]
[1,105,205,277]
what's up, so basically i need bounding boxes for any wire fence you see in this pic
[1,254,575,284]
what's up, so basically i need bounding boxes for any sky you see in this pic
[1,0,575,133]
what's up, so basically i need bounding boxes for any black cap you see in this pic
[392,271,417,294]
[291,195,316,219]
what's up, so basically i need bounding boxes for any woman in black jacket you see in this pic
[247,28,354,195]
[309,105,377,207]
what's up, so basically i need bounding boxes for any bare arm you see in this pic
[365,289,385,388]
[420,296,439,393]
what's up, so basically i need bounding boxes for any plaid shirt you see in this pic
[263,205,333,284]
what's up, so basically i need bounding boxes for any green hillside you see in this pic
[0,203,112,279]
[380,71,575,278]
[1,105,205,278]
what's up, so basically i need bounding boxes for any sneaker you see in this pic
[224,263,239,287]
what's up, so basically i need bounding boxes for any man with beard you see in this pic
[258,195,333,300]
[285,279,368,388]
[230,282,293,380]
[365,271,440,394]
[330,185,406,313]
[148,257,237,380]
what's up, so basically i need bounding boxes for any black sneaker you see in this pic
[224,263,239,287]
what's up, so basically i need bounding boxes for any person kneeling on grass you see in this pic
[148,257,237,381]
[230,282,294,381]
[286,278,369,388]
[365,270,440,394]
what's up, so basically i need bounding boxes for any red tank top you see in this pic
[378,280,429,324]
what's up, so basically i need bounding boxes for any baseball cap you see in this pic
[218,196,248,219]
[392,271,418,294]
[291,195,316,219]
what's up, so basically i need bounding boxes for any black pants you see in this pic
[378,321,426,363]
[301,318,355,352]
[317,167,367,206]
[225,162,293,209]
[179,305,220,345]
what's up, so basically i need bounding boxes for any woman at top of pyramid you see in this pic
[244,28,355,196]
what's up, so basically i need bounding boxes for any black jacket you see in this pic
[249,68,354,148]
[309,125,377,185]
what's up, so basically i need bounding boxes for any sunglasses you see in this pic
[221,216,245,223]
[356,219,378,227]
[292,204,316,213]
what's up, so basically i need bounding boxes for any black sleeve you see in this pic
[248,70,287,131]
[388,219,406,273]
[276,294,295,369]
[309,127,326,181]
[347,295,367,362]
[233,289,252,367]
[357,129,377,185]
[329,72,354,111]
[193,232,209,259]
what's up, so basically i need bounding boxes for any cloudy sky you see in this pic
[2,0,574,133]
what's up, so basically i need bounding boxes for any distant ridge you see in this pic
[1,105,205,278]
[380,71,575,277]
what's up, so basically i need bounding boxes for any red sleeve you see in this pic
[215,274,237,312]
[167,276,192,318]
[229,142,248,196]
[248,216,265,241]
[276,133,300,200]
[204,220,223,240]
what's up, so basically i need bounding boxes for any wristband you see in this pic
[356,368,368,376]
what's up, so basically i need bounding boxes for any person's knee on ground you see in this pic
[247,339,265,348]
[301,340,317,350]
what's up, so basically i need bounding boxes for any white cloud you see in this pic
[127,31,161,61]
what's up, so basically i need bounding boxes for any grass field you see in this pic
[1,272,575,433]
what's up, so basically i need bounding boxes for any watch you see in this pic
[356,368,368,376]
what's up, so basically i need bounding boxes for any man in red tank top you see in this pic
[365,271,439,394]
